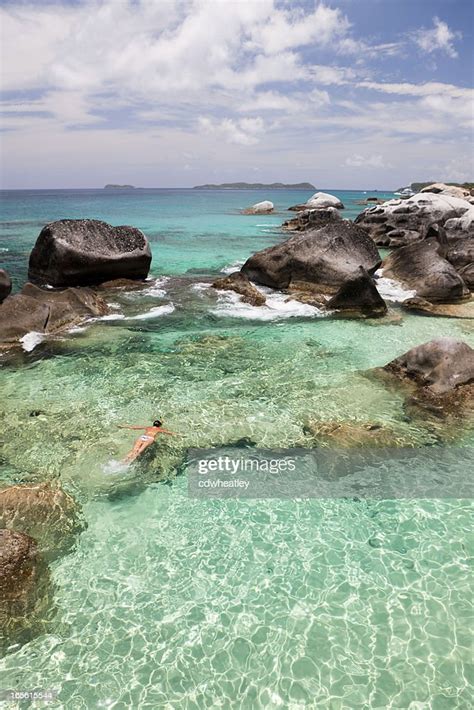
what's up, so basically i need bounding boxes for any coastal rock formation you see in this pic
[242,200,274,215]
[0,282,109,348]
[282,207,341,232]
[289,191,344,212]
[382,238,468,302]
[444,208,474,289]
[241,220,382,292]
[28,219,152,287]
[212,272,266,306]
[0,269,12,303]
[383,338,474,395]
[355,193,471,247]
[0,529,53,651]
[0,483,85,561]
[419,183,472,200]
[327,267,387,317]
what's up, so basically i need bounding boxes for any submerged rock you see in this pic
[0,269,12,303]
[0,529,53,652]
[355,193,471,247]
[241,220,381,292]
[242,200,274,215]
[289,191,344,212]
[327,267,387,317]
[28,219,152,287]
[0,483,85,561]
[282,207,341,232]
[212,272,266,306]
[402,297,474,319]
[304,420,404,447]
[97,278,150,291]
[0,282,109,348]
[382,238,469,303]
[384,338,474,395]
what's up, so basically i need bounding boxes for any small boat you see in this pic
[394,187,415,198]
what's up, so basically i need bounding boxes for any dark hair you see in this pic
[153,420,162,427]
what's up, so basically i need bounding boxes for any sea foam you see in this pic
[128,304,175,320]
[212,287,325,320]
[20,331,45,352]
[375,270,416,302]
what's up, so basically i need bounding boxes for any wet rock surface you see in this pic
[0,283,109,348]
[212,272,266,306]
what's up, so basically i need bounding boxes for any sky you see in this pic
[0,0,473,189]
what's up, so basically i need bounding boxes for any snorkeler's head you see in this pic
[153,420,162,427]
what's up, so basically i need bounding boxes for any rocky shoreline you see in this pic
[1,182,473,652]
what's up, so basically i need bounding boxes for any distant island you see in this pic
[192,182,316,190]
[104,184,136,189]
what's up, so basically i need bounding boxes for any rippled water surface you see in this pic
[0,189,472,708]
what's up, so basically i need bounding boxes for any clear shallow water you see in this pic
[0,189,473,708]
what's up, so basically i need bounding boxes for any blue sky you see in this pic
[0,0,472,189]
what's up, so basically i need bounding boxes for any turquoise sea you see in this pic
[0,189,472,708]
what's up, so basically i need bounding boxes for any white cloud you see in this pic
[413,17,461,58]
[198,116,266,146]
[248,2,348,55]
[357,81,472,99]
[344,154,389,168]
[337,38,403,58]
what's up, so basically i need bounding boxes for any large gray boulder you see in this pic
[355,193,471,247]
[282,207,342,232]
[327,267,387,317]
[384,338,474,395]
[0,282,109,348]
[382,238,469,302]
[28,219,152,287]
[0,269,12,303]
[241,220,381,292]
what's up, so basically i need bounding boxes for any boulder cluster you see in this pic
[0,219,153,351]
[212,183,474,318]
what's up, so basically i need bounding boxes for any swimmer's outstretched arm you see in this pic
[159,428,177,436]
[117,424,147,430]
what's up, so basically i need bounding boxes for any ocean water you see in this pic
[0,189,472,708]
